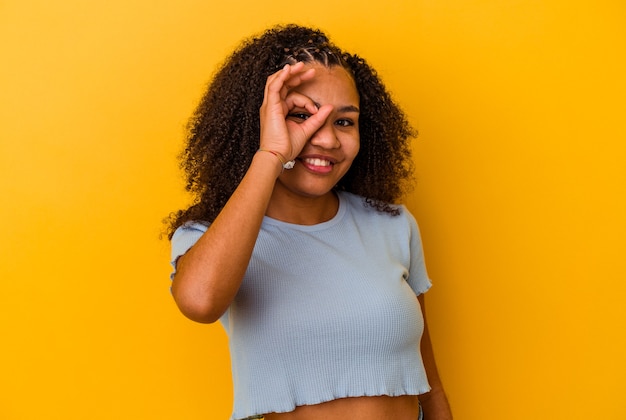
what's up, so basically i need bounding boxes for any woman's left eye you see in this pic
[335,119,354,127]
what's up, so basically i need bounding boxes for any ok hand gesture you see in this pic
[259,62,333,163]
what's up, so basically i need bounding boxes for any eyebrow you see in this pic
[339,105,360,113]
[313,102,360,113]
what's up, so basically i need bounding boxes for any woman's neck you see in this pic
[265,190,339,225]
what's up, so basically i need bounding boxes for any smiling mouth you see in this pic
[301,157,332,167]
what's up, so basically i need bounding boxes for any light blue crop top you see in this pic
[170,191,432,420]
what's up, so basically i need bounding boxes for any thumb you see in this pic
[294,104,334,141]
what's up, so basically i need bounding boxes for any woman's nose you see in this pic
[309,122,340,149]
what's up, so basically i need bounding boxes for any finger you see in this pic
[284,91,320,115]
[262,65,290,105]
[264,63,316,103]
[302,104,333,131]
[264,63,304,93]
[261,68,295,122]
[282,65,316,91]
[287,104,334,144]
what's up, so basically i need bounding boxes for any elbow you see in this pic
[176,301,224,324]
[171,281,227,324]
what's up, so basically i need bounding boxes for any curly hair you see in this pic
[165,24,416,239]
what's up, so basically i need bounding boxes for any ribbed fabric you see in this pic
[170,191,432,420]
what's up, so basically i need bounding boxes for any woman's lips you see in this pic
[298,157,335,174]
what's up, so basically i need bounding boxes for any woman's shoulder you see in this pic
[171,221,209,241]
[339,191,410,220]
[338,192,419,237]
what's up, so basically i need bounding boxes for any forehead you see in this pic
[295,64,359,105]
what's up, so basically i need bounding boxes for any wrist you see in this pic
[257,149,296,172]
[252,149,284,177]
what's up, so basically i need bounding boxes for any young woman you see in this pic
[167,24,453,420]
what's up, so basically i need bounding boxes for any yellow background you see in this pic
[1,1,624,419]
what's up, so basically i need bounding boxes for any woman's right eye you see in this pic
[287,113,310,121]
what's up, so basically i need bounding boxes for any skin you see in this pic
[265,63,361,224]
[172,62,453,419]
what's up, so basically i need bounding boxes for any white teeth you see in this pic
[304,158,331,167]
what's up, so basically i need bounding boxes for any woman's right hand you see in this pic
[259,62,333,162]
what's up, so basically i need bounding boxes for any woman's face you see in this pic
[276,63,360,200]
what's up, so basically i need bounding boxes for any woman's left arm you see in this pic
[418,294,454,419]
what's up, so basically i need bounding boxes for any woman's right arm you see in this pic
[171,62,332,323]
[171,151,282,323]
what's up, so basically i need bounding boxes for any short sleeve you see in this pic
[404,210,432,296]
[169,222,208,280]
